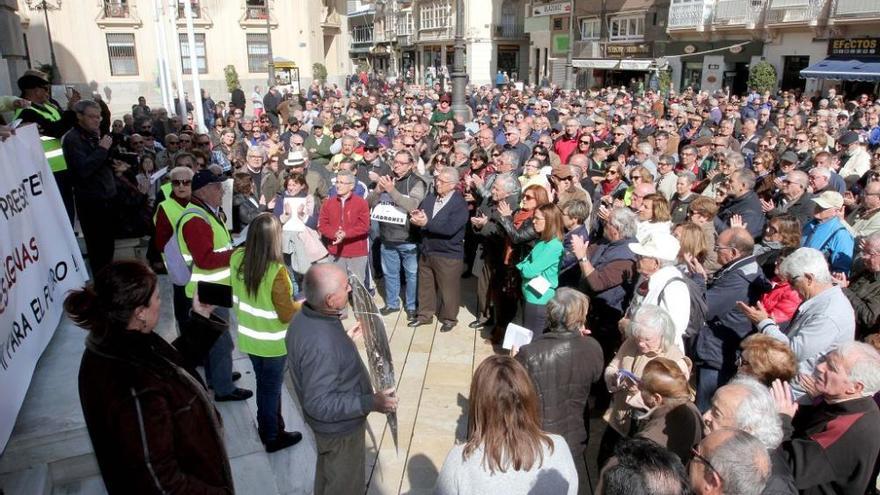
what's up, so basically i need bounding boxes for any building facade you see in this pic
[524,0,672,89]
[347,0,529,87]
[667,0,880,95]
[13,0,350,116]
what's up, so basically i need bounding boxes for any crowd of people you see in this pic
[6,65,880,494]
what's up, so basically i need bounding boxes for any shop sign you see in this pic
[606,44,651,57]
[828,38,880,57]
[532,2,571,17]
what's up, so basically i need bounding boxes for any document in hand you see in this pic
[502,323,534,351]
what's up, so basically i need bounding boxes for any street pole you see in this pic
[183,0,206,133]
[451,0,467,122]
[168,0,187,118]
[265,1,275,86]
[564,0,575,91]
[152,0,173,113]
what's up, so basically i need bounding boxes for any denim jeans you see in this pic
[203,306,235,396]
[380,242,418,311]
[248,354,287,442]
[696,366,735,412]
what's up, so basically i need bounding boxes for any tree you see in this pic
[748,60,777,94]
[312,63,327,83]
[224,65,240,94]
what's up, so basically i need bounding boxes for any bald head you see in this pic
[303,263,349,312]
[718,227,754,258]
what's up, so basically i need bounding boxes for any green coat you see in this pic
[304,134,333,167]
[516,238,563,305]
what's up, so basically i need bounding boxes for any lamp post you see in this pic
[564,0,575,90]
[451,0,467,121]
[265,1,275,85]
[26,0,60,78]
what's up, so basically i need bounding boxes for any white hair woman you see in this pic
[599,304,691,466]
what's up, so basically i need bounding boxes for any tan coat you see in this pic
[602,337,691,435]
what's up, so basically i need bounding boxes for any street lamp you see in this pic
[451,0,467,121]
[25,0,61,79]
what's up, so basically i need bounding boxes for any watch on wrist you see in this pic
[579,256,588,263]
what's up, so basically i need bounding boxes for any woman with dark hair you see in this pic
[232,172,264,233]
[436,356,578,494]
[68,261,234,494]
[752,151,777,201]
[633,357,702,463]
[230,213,302,452]
[517,203,565,334]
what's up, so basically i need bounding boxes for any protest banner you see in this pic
[0,125,89,452]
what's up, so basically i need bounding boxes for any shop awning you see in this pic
[572,59,653,71]
[800,57,880,82]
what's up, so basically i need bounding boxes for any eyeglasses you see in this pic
[405,143,416,148]
[714,245,735,252]
[690,449,724,482]
[579,140,591,145]
[171,179,192,186]
[196,141,211,146]
[523,194,536,200]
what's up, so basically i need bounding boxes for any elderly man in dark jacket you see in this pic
[693,227,767,411]
[409,168,470,331]
[62,99,117,275]
[286,264,398,495]
[515,288,603,495]
[836,232,880,338]
[715,169,765,238]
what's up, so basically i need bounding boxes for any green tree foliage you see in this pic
[224,65,241,93]
[748,60,777,94]
[312,63,327,83]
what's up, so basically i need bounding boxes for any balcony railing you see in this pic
[494,22,524,38]
[246,6,268,20]
[418,26,454,41]
[103,1,129,18]
[765,0,827,23]
[177,2,200,18]
[713,0,765,26]
[668,2,706,28]
[832,0,880,16]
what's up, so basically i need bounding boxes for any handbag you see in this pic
[287,226,329,274]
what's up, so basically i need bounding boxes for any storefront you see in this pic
[666,40,764,94]
[800,37,880,95]
[572,42,654,90]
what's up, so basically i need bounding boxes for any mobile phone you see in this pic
[197,281,233,307]
[65,86,74,98]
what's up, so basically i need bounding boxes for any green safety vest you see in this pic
[15,104,68,173]
[153,196,189,266]
[160,181,173,200]
[177,204,232,298]
[229,250,290,357]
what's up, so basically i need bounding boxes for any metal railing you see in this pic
[833,0,880,15]
[668,2,705,28]
[765,0,827,23]
[246,6,268,20]
[494,22,524,38]
[103,1,129,18]
[713,0,765,25]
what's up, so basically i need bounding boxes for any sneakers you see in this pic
[215,388,253,402]
[265,430,303,453]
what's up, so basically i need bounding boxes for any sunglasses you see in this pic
[523,194,536,200]
[171,179,192,186]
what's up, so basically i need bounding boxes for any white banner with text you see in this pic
[0,124,88,452]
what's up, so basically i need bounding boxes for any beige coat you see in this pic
[602,337,691,435]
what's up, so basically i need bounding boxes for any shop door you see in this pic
[682,62,703,91]
[782,56,809,92]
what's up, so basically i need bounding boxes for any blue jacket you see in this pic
[417,191,470,259]
[585,237,638,317]
[695,255,768,371]
[802,216,855,274]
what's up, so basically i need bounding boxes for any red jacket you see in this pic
[180,198,233,270]
[760,278,802,324]
[317,194,370,258]
[554,133,579,165]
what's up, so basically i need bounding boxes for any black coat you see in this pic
[79,313,233,494]
[515,332,603,452]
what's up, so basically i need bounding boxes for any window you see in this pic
[397,10,414,35]
[579,17,600,40]
[104,0,129,18]
[106,33,138,76]
[608,13,645,41]
[419,1,451,30]
[246,33,269,73]
[246,0,268,20]
[352,24,374,43]
[179,33,207,74]
[385,13,397,33]
[177,0,200,18]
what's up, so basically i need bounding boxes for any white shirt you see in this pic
[628,265,691,353]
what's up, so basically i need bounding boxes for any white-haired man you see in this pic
[703,378,797,495]
[738,247,854,401]
[771,342,880,495]
[689,429,771,495]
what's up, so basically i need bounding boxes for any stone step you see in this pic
[0,274,316,495]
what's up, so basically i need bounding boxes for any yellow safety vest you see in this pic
[177,204,232,298]
[230,250,290,357]
[15,104,68,172]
